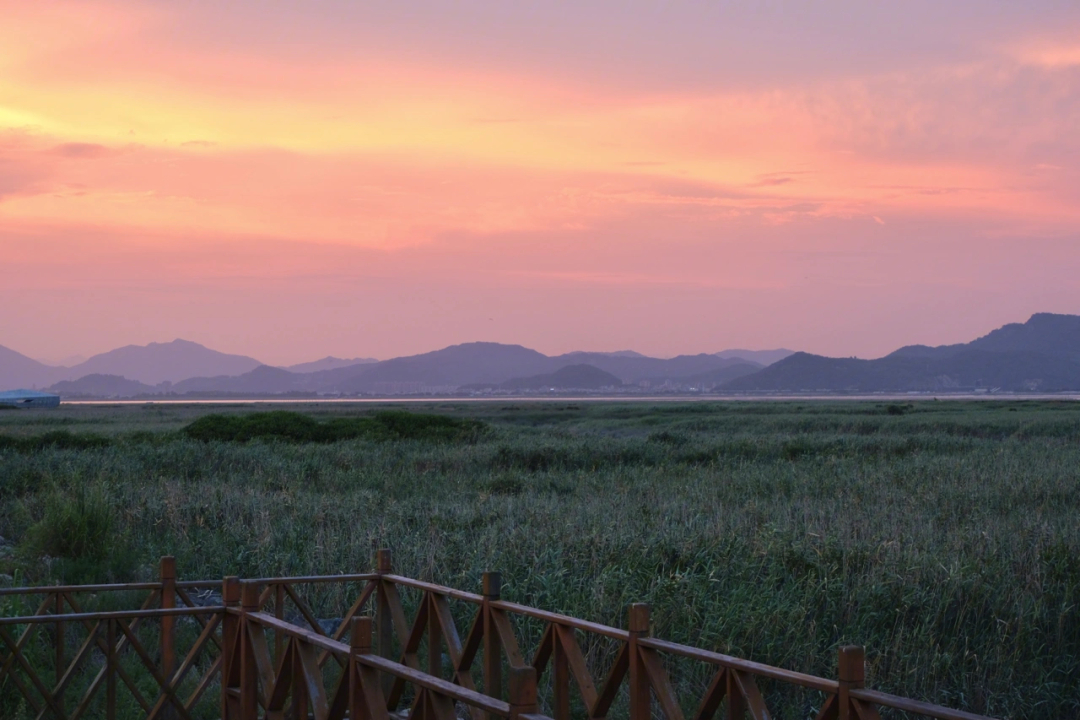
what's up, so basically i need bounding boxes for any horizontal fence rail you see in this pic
[0,552,999,720]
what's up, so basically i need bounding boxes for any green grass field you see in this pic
[1,400,1078,718]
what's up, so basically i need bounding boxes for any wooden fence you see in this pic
[0,551,998,720]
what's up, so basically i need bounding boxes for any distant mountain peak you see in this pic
[57,339,265,385]
[499,364,623,391]
[284,356,379,374]
[714,349,795,366]
[730,313,1080,393]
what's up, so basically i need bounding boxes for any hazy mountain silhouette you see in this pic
[48,374,157,398]
[547,352,757,383]
[714,349,794,366]
[0,344,62,389]
[321,344,765,393]
[498,364,623,391]
[320,342,554,393]
[63,340,263,385]
[673,362,764,388]
[724,314,1080,393]
[599,350,648,358]
[283,356,379,373]
[889,313,1080,362]
[19,315,1080,397]
[3,337,789,395]
[172,365,303,395]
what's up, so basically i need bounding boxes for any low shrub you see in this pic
[25,484,116,561]
[183,410,486,444]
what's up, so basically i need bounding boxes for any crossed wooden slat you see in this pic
[252,580,379,671]
[0,589,223,720]
[240,610,486,720]
[377,581,534,719]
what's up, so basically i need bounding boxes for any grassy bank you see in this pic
[1,400,1078,718]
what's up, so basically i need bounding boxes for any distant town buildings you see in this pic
[0,389,61,408]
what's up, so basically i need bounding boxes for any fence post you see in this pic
[376,548,394,695]
[509,666,538,720]
[106,618,117,720]
[838,646,865,720]
[240,581,261,720]
[160,556,177,719]
[351,616,373,720]
[275,583,285,664]
[628,604,651,720]
[221,577,240,720]
[483,571,502,710]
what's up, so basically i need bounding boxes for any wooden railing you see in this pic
[0,552,999,720]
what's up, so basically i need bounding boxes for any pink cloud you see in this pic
[2,2,1079,363]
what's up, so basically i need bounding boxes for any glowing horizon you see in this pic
[3,2,1079,365]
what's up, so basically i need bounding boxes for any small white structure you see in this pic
[0,389,61,408]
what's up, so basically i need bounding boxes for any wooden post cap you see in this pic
[377,549,392,573]
[222,576,240,605]
[159,556,176,580]
[838,645,865,685]
[351,616,373,651]
[240,581,261,611]
[509,666,537,706]
[629,603,651,633]
[482,572,501,598]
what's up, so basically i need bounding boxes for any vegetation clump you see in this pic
[17,482,132,583]
[26,485,115,561]
[182,410,486,444]
[0,430,112,453]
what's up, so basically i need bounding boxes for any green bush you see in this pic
[25,484,116,562]
[182,410,486,444]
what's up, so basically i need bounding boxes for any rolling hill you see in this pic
[723,314,1080,393]
[498,364,623,391]
[171,365,304,395]
[64,339,263,385]
[47,374,158,398]
[549,352,760,383]
[0,344,62,389]
[283,356,379,373]
[714,348,794,366]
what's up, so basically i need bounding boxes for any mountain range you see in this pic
[0,338,792,397]
[726,313,1080,393]
[4,312,1080,397]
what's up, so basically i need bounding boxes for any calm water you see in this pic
[62,393,1080,406]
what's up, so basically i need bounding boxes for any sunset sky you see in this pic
[3,2,1079,365]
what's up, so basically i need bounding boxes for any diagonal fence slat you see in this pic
[640,647,685,720]
[0,595,53,691]
[146,613,222,720]
[0,625,68,719]
[317,579,378,668]
[113,618,194,720]
[39,619,103,720]
[63,588,161,718]
[555,624,599,712]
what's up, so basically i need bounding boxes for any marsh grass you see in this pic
[0,401,1077,718]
